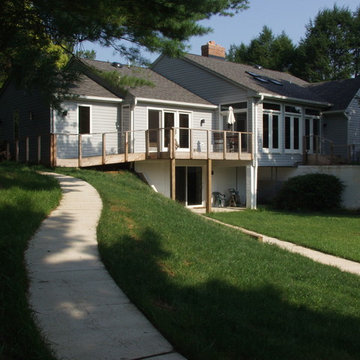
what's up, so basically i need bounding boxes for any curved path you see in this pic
[26,172,185,360]
[206,216,360,276]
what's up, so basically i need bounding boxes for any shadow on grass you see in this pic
[100,227,360,360]
[0,163,59,191]
[0,202,58,360]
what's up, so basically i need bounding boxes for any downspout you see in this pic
[131,98,138,153]
[251,94,263,209]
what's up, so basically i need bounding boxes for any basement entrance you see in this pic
[175,166,202,206]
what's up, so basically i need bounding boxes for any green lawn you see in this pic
[57,167,360,360]
[0,162,61,360]
[207,207,360,263]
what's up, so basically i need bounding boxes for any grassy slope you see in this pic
[0,163,61,360]
[208,208,360,263]
[57,168,360,360]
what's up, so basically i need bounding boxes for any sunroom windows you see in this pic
[262,103,280,151]
[262,103,320,154]
[284,105,301,152]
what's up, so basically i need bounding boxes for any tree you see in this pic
[76,50,96,60]
[227,26,296,72]
[292,6,355,82]
[0,0,249,107]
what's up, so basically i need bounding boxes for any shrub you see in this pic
[274,173,344,211]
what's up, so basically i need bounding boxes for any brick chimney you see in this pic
[201,41,226,59]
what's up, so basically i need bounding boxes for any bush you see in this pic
[274,173,344,211]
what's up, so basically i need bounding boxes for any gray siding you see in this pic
[0,80,51,163]
[322,113,348,159]
[346,89,360,145]
[55,100,121,159]
[153,57,250,105]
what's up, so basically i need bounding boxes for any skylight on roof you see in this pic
[269,79,282,86]
[245,71,283,86]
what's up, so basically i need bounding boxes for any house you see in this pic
[0,41,359,209]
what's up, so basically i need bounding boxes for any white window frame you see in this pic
[146,107,192,152]
[77,104,92,136]
[284,112,302,154]
[262,108,281,153]
[305,115,321,154]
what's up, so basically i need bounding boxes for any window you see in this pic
[78,106,91,134]
[285,115,300,151]
[263,103,281,111]
[148,109,160,147]
[262,103,280,152]
[263,113,279,151]
[164,112,175,148]
[220,102,247,111]
[221,103,247,132]
[305,116,320,153]
[179,113,189,148]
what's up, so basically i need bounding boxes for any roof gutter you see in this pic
[257,92,332,108]
[77,95,123,103]
[321,109,345,115]
[135,97,218,109]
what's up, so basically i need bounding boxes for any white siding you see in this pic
[55,100,120,159]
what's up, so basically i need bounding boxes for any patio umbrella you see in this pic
[227,106,235,131]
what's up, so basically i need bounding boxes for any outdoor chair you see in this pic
[228,188,240,207]
[212,191,226,207]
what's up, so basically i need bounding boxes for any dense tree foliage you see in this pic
[229,6,360,82]
[227,26,296,72]
[75,50,96,60]
[0,0,248,106]
[293,6,356,82]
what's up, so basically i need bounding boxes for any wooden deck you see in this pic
[5,128,253,168]
[56,151,252,167]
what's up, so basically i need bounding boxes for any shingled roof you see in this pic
[309,77,360,111]
[68,74,119,99]
[183,54,330,105]
[81,59,213,106]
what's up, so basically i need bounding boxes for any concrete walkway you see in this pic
[205,216,360,277]
[26,172,185,360]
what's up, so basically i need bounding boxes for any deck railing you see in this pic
[303,135,360,164]
[3,128,253,167]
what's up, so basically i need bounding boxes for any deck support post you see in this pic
[145,130,149,158]
[223,131,227,160]
[206,158,212,213]
[102,133,106,165]
[125,132,129,162]
[25,136,29,163]
[6,142,10,160]
[170,158,176,201]
[78,134,82,168]
[190,129,193,159]
[207,130,210,159]
[15,140,19,162]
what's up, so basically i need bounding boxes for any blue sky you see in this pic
[81,0,360,63]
